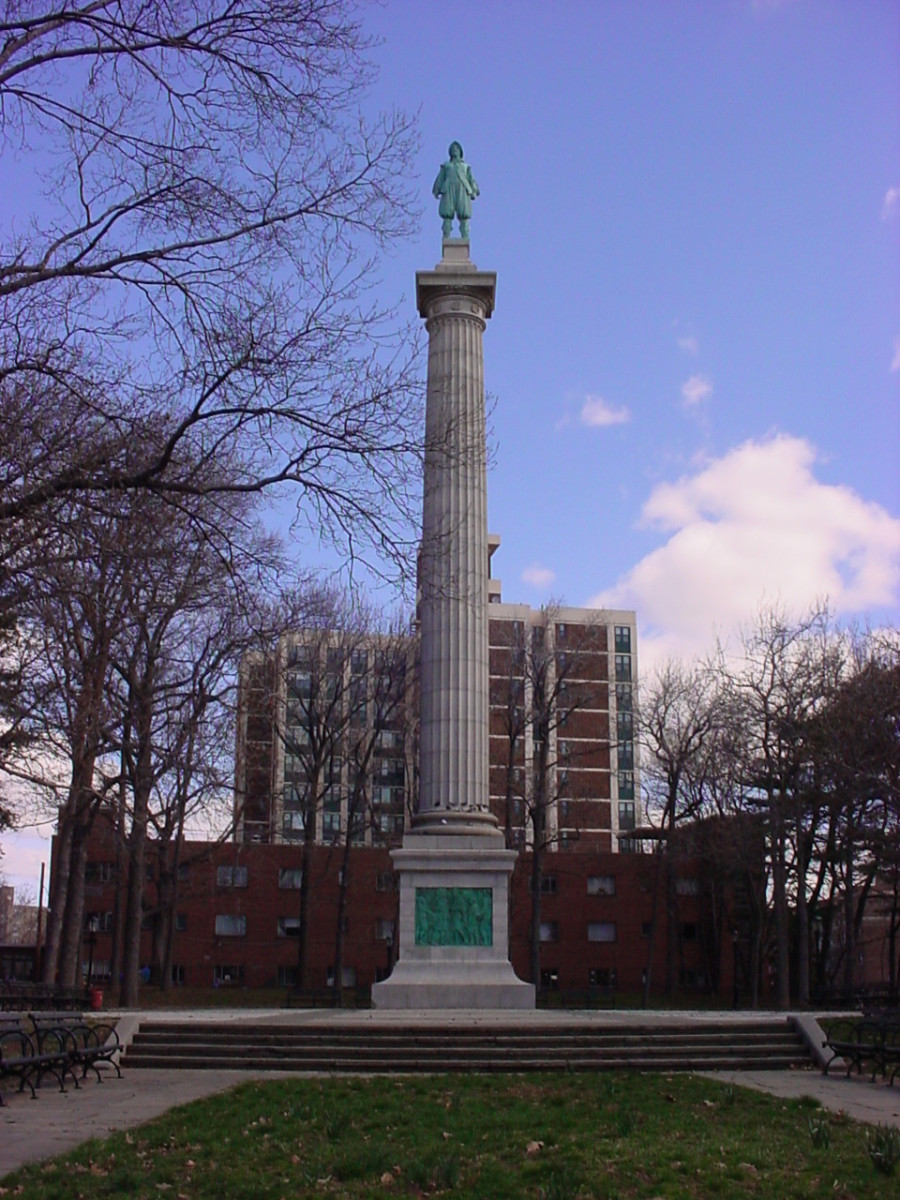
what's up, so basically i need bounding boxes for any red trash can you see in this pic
[89,986,104,1011]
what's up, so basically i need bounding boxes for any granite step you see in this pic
[121,1019,811,1073]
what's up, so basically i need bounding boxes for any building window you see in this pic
[542,876,558,895]
[322,810,341,842]
[326,966,358,989]
[614,654,631,682]
[171,964,186,985]
[277,916,301,938]
[216,865,248,889]
[539,921,559,943]
[618,771,635,800]
[177,863,191,881]
[213,964,244,985]
[215,914,247,937]
[614,626,632,654]
[86,911,113,932]
[277,965,298,987]
[676,878,701,897]
[278,868,303,889]
[682,922,698,942]
[376,919,395,941]
[618,801,636,831]
[556,623,567,641]
[616,710,633,738]
[589,967,616,988]
[375,872,397,892]
[85,862,115,885]
[615,682,632,711]
[617,740,634,770]
[540,968,559,989]
[587,875,616,896]
[588,922,616,943]
[282,812,305,841]
[175,912,187,932]
[350,649,367,675]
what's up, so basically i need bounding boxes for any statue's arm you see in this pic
[432,166,446,198]
[466,167,480,198]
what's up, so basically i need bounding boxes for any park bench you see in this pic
[30,1012,122,1084]
[0,982,86,1012]
[822,1016,900,1085]
[0,1015,74,1103]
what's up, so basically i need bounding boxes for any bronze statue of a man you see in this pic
[432,141,479,239]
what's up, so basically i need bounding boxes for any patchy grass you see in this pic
[2,1072,897,1198]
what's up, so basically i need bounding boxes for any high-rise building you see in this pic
[234,538,640,852]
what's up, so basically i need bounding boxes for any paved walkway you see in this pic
[2,1009,899,1180]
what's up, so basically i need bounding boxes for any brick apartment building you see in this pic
[76,818,725,997]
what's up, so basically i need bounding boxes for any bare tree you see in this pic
[0,1,421,573]
[110,495,274,1005]
[716,606,846,1007]
[635,659,720,1002]
[332,628,410,1004]
[20,504,136,986]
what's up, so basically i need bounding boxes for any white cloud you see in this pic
[891,335,900,373]
[677,336,699,355]
[681,374,713,407]
[522,563,556,589]
[589,435,900,669]
[580,395,630,427]
[882,187,900,220]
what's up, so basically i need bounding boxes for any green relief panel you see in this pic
[414,887,493,947]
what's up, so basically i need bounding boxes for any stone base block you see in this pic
[372,961,534,1010]
[371,832,535,1011]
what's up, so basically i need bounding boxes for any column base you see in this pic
[371,832,535,1012]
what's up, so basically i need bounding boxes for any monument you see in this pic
[372,145,535,1008]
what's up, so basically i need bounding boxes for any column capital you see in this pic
[416,268,496,320]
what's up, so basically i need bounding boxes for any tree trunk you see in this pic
[109,776,130,1003]
[795,815,810,1007]
[770,807,791,1008]
[120,806,147,1006]
[642,843,664,1008]
[57,814,91,987]
[842,835,856,996]
[161,838,183,993]
[529,841,542,989]
[41,806,74,984]
[295,835,313,991]
[333,829,355,1006]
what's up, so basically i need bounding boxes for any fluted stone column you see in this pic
[415,241,496,835]
[371,240,534,1010]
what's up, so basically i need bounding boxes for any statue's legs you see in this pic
[458,218,469,239]
[442,218,454,238]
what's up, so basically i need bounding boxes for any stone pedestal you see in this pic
[372,238,534,1010]
[371,833,534,1009]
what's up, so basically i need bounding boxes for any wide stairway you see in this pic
[121,1018,811,1073]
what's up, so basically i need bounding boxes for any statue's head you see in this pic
[448,141,463,160]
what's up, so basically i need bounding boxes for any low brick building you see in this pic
[73,821,732,1000]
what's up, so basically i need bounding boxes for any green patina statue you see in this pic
[432,141,479,240]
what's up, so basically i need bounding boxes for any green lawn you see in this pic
[3,1073,898,1199]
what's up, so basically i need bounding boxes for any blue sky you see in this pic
[358,0,899,663]
[3,0,899,891]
